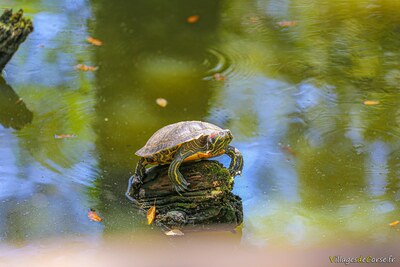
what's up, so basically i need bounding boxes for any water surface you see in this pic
[0,0,400,251]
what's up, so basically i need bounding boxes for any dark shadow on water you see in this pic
[0,77,33,130]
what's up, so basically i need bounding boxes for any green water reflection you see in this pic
[0,0,399,247]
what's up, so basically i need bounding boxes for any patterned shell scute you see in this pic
[135,121,223,157]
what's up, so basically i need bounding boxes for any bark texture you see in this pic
[127,160,243,228]
[0,9,33,71]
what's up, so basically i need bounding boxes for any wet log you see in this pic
[0,9,33,71]
[126,160,243,229]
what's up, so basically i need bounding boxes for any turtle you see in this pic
[126,121,243,201]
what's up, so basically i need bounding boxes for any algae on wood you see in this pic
[126,160,243,228]
[0,9,33,71]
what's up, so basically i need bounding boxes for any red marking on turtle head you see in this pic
[209,131,219,139]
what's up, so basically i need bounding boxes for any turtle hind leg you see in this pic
[126,157,147,203]
[225,145,244,176]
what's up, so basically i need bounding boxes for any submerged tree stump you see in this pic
[0,9,33,71]
[127,160,243,228]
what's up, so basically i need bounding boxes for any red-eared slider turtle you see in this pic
[126,121,243,200]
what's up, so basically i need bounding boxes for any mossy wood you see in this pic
[127,160,243,228]
[0,9,33,71]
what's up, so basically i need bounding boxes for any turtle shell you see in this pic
[135,121,223,157]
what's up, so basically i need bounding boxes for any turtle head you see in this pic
[206,129,233,153]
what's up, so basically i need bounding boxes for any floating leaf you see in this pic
[54,134,77,139]
[147,204,156,225]
[277,21,298,27]
[165,229,184,236]
[86,36,103,46]
[156,98,168,108]
[213,73,226,81]
[389,220,399,227]
[249,16,260,23]
[75,64,98,72]
[363,100,380,105]
[187,15,199,24]
[281,144,296,156]
[88,209,102,222]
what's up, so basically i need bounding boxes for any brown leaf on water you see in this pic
[165,229,184,236]
[187,15,199,24]
[363,100,380,105]
[147,204,156,225]
[156,98,168,108]
[75,64,98,72]
[54,134,77,139]
[249,16,260,23]
[277,21,298,27]
[86,36,103,46]
[88,209,102,222]
[213,73,226,81]
[389,220,399,227]
[280,144,296,156]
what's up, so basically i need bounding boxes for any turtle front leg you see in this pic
[225,145,244,176]
[168,143,200,193]
[126,157,147,203]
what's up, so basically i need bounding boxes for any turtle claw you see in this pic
[229,169,242,177]
[174,182,189,195]
[176,172,190,187]
[125,191,141,205]
[181,178,190,186]
[173,172,190,193]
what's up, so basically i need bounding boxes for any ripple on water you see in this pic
[202,47,258,81]
[11,87,98,188]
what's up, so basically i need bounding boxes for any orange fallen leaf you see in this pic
[363,100,380,105]
[165,229,184,236]
[88,209,102,222]
[389,220,399,227]
[147,203,156,225]
[281,145,296,156]
[75,64,98,72]
[86,36,103,46]
[156,98,168,108]
[249,16,260,23]
[213,73,226,81]
[277,21,298,27]
[187,15,199,24]
[54,134,77,139]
